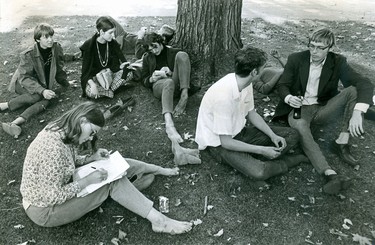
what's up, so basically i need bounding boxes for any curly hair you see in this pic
[143,32,165,46]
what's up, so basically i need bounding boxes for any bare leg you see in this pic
[146,208,192,235]
[173,88,188,117]
[164,112,183,143]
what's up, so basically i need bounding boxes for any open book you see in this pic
[73,151,130,197]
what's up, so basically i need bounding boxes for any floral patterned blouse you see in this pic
[20,128,84,208]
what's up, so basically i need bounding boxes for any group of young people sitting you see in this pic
[1,16,373,235]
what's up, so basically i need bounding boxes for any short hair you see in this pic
[46,101,105,145]
[309,27,335,48]
[143,32,165,46]
[34,23,54,42]
[96,16,115,33]
[234,45,267,77]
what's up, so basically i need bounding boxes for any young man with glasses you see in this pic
[274,27,374,195]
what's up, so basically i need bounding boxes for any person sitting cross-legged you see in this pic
[195,45,307,182]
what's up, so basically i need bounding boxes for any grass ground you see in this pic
[0,15,375,245]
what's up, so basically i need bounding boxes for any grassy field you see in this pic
[0,15,375,245]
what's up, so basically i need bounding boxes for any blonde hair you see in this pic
[46,102,105,144]
[309,27,335,48]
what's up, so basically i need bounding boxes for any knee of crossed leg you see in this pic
[250,166,268,181]
[290,118,310,134]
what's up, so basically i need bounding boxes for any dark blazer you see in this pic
[80,34,126,97]
[274,50,374,119]
[141,45,181,89]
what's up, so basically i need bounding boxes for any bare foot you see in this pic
[173,92,188,117]
[156,167,180,176]
[172,141,201,165]
[166,125,183,143]
[151,214,192,235]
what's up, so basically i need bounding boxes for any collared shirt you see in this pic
[195,73,254,150]
[303,58,325,105]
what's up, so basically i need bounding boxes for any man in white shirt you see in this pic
[195,46,306,181]
[274,27,374,195]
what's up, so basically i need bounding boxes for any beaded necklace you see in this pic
[96,41,109,67]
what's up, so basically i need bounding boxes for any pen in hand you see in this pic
[100,150,113,158]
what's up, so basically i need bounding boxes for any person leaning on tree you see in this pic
[0,23,69,138]
[141,32,195,143]
[195,45,308,182]
[273,27,374,195]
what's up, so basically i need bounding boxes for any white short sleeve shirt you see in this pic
[195,73,255,150]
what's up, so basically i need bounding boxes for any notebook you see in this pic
[73,151,130,197]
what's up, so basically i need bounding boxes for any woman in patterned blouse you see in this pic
[20,101,192,234]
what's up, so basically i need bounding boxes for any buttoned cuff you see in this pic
[284,94,292,104]
[354,103,369,113]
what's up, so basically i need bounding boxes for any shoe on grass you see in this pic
[2,122,22,138]
[322,174,352,195]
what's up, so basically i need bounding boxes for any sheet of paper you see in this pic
[73,151,129,197]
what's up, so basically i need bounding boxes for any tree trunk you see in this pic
[175,0,243,81]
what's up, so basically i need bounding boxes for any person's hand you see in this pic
[120,61,130,70]
[150,70,167,83]
[91,148,111,161]
[260,146,282,159]
[287,95,303,108]
[42,89,56,100]
[160,66,172,76]
[270,49,281,59]
[348,110,364,137]
[89,81,99,99]
[270,134,287,151]
[86,168,108,184]
[137,27,147,39]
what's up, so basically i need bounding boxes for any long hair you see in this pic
[46,102,105,144]
[96,16,115,33]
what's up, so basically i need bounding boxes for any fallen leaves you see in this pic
[213,228,224,237]
[352,233,373,245]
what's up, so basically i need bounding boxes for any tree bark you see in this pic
[175,0,243,80]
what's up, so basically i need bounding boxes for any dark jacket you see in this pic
[9,42,68,95]
[141,45,180,88]
[80,34,126,97]
[274,50,374,120]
